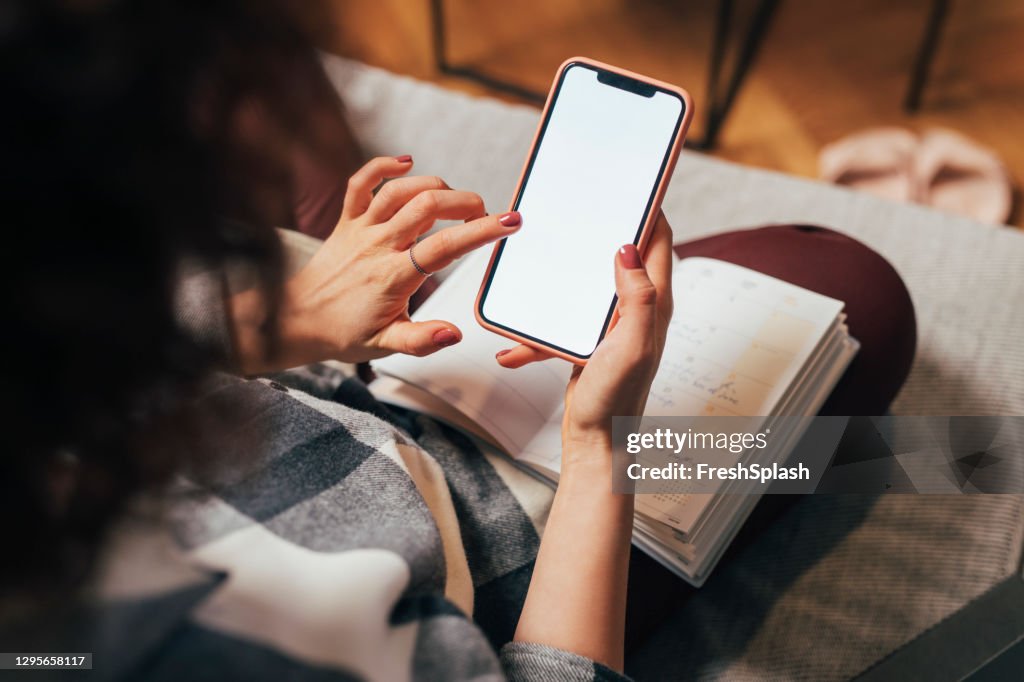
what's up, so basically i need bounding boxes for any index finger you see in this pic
[401,210,521,279]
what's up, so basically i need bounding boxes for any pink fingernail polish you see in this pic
[619,244,642,269]
[496,349,511,359]
[433,329,459,347]
[395,154,413,163]
[498,211,522,229]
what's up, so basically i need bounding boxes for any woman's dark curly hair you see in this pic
[0,0,351,603]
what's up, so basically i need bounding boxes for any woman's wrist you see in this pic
[227,280,327,375]
[553,440,634,548]
[561,413,609,466]
[559,436,630,502]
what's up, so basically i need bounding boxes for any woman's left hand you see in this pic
[231,156,521,373]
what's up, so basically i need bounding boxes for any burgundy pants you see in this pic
[674,224,916,416]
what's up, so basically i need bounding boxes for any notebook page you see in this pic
[369,376,505,451]
[657,327,856,547]
[372,249,572,457]
[637,333,859,584]
[672,320,847,540]
[635,257,845,532]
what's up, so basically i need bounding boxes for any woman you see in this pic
[2,1,915,680]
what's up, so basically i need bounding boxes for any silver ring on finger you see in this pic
[409,242,432,277]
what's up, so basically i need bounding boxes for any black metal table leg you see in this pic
[694,0,781,150]
[430,0,546,104]
[904,0,951,113]
[429,0,781,150]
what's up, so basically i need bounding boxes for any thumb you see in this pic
[377,319,462,357]
[613,244,658,329]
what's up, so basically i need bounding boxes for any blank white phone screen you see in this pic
[479,63,683,358]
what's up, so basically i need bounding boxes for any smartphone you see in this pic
[475,57,692,364]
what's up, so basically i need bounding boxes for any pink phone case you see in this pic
[474,56,694,365]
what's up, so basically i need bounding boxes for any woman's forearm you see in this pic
[514,444,634,671]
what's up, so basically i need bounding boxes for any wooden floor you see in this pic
[302,0,1024,227]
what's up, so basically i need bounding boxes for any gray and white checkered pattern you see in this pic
[16,366,622,681]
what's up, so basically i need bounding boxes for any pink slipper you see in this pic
[818,128,919,203]
[914,128,1013,225]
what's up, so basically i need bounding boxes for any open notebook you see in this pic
[370,249,857,585]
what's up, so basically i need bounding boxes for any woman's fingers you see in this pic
[341,156,415,221]
[572,241,661,379]
[613,243,659,337]
[403,210,521,275]
[496,344,552,368]
[366,175,450,224]
[384,189,488,247]
[376,319,463,357]
[644,212,675,322]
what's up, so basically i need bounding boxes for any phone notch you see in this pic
[596,70,657,98]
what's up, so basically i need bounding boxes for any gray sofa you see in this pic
[316,55,1024,680]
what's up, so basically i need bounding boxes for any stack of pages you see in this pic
[371,249,857,585]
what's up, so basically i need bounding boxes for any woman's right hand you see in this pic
[496,212,674,464]
[231,155,522,374]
